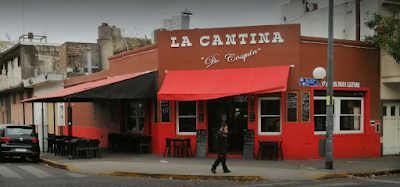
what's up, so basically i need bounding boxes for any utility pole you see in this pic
[325,0,334,170]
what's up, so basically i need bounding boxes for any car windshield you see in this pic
[6,128,35,136]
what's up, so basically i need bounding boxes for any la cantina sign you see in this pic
[170,32,284,68]
[170,32,284,47]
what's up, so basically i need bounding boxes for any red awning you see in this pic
[21,70,158,103]
[157,66,290,101]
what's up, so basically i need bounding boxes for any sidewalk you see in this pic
[40,150,400,182]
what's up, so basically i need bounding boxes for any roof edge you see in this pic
[300,36,377,48]
[108,43,158,61]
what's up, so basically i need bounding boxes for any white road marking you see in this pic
[0,166,23,179]
[18,166,53,179]
[301,183,360,187]
[65,172,89,178]
[363,179,400,184]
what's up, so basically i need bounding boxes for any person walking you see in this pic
[211,123,230,174]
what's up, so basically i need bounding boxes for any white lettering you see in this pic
[181,36,192,47]
[225,49,259,63]
[338,81,346,87]
[321,81,360,88]
[258,33,270,44]
[238,33,248,45]
[250,33,257,44]
[200,36,210,46]
[212,35,223,46]
[225,34,237,45]
[170,37,179,47]
[204,54,219,68]
[272,32,284,43]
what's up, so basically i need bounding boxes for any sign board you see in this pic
[300,78,318,86]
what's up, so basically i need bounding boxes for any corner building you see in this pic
[60,24,381,159]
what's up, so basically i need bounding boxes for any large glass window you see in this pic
[258,97,281,135]
[314,97,363,134]
[176,101,197,135]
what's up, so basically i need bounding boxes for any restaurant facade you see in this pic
[25,24,381,160]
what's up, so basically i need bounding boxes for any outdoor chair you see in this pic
[75,139,89,158]
[88,139,101,158]
[163,138,172,157]
[181,138,193,158]
[139,137,151,154]
[276,140,284,161]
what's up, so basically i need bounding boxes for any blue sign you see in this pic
[299,77,318,86]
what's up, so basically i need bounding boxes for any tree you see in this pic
[364,4,400,63]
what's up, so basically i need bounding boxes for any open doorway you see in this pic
[207,95,248,154]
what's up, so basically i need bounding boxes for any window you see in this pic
[314,96,363,134]
[258,97,281,135]
[176,101,196,135]
[126,101,145,134]
[68,55,80,66]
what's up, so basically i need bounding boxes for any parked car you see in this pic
[0,124,40,163]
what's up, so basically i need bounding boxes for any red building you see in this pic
[25,24,381,159]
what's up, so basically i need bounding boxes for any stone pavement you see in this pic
[40,150,400,182]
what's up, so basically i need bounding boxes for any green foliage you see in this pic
[0,41,5,51]
[364,4,400,63]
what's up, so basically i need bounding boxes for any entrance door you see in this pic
[126,101,145,134]
[383,103,400,155]
[208,95,248,154]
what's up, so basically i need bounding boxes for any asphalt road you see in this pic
[1,158,400,187]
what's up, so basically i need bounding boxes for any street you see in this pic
[1,158,400,187]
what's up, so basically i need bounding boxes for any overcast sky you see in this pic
[0,0,345,44]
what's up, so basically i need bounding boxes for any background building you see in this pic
[151,9,193,44]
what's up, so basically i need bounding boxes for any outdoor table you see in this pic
[169,138,190,158]
[257,140,279,160]
[129,135,152,154]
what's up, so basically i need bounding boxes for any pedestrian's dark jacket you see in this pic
[216,130,228,147]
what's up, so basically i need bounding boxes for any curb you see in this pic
[40,158,269,182]
[311,169,400,180]
[40,158,400,182]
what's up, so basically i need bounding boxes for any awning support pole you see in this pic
[41,102,44,153]
[23,102,25,125]
[53,101,56,135]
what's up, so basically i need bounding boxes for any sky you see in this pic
[0,0,345,44]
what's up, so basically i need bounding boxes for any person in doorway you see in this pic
[211,123,231,174]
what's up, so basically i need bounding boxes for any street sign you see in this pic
[300,77,318,86]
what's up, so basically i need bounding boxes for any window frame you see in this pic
[176,101,197,135]
[258,97,281,136]
[313,96,364,135]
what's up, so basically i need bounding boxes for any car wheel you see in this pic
[32,155,40,163]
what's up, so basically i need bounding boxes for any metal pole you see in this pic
[325,0,334,170]
[23,102,25,124]
[68,98,72,159]
[41,102,44,153]
[53,102,56,135]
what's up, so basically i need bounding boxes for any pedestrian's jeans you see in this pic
[212,146,228,171]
